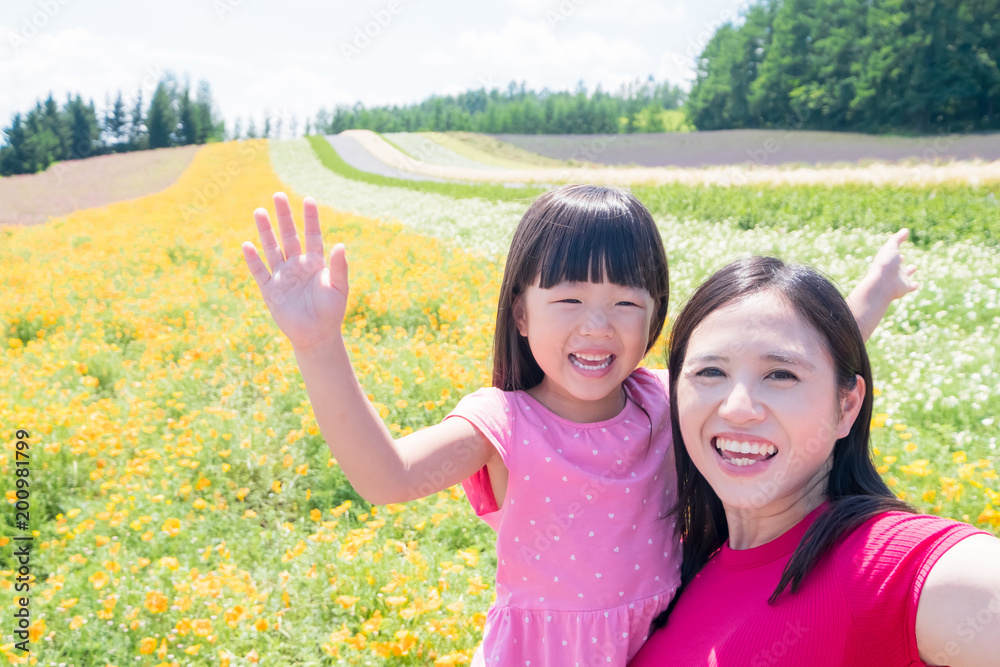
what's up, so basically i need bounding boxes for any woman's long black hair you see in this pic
[653,256,913,629]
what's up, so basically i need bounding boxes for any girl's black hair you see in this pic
[653,256,913,628]
[492,184,669,391]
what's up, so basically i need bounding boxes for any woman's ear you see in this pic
[836,374,866,439]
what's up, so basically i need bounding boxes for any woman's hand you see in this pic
[866,228,919,301]
[846,228,918,341]
[242,192,349,353]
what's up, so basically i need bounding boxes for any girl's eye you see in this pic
[768,370,799,381]
[616,301,639,307]
[557,298,581,304]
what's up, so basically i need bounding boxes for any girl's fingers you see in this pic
[303,197,324,257]
[329,243,348,295]
[273,192,303,259]
[254,207,285,270]
[242,241,271,289]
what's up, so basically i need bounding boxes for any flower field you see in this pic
[381,134,502,171]
[337,129,1000,187]
[0,146,200,228]
[1,136,998,666]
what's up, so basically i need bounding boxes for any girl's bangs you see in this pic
[535,211,654,292]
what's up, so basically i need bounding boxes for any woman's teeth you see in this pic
[571,353,612,370]
[715,438,777,467]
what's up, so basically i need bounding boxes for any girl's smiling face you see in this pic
[675,290,865,515]
[515,278,655,423]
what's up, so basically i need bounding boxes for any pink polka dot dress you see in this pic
[445,367,681,666]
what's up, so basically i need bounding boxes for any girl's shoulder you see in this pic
[626,366,670,401]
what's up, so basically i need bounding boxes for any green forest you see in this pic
[311,78,686,135]
[0,74,224,176]
[686,0,1000,132]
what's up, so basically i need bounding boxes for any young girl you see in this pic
[242,185,913,665]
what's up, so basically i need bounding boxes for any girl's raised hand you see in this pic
[242,192,349,352]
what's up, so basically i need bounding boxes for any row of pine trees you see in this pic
[0,73,224,176]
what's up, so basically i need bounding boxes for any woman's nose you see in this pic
[718,382,764,422]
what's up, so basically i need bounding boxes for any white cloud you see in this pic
[430,16,648,89]
[656,50,696,88]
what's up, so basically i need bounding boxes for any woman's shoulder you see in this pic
[833,509,988,575]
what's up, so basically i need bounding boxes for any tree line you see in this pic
[311,78,686,135]
[687,0,1000,133]
[0,73,224,176]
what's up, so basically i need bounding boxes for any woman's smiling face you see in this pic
[675,289,865,515]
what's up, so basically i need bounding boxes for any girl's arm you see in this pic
[845,228,919,341]
[915,533,1000,667]
[242,192,496,505]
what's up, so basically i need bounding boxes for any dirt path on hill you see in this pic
[0,145,200,227]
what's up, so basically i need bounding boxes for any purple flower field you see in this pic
[491,129,1000,168]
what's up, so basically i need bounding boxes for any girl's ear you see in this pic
[513,295,528,337]
[836,374,866,439]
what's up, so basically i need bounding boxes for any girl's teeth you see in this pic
[571,354,611,370]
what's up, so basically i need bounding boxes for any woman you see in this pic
[630,257,1000,666]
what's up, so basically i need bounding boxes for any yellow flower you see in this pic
[89,571,109,589]
[69,615,86,630]
[192,618,213,637]
[139,637,157,655]
[899,460,931,477]
[335,595,360,608]
[466,575,489,596]
[159,556,180,570]
[161,518,180,537]
[144,590,169,613]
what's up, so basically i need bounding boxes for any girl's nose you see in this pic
[579,309,612,336]
[718,382,764,422]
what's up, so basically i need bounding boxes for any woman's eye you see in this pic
[694,367,724,378]
[768,370,799,381]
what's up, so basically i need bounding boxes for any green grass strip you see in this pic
[305,134,546,203]
[633,182,1000,247]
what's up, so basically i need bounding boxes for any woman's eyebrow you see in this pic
[762,352,815,371]
[685,353,726,365]
[684,352,816,371]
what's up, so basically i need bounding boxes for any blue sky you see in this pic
[1,0,752,135]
